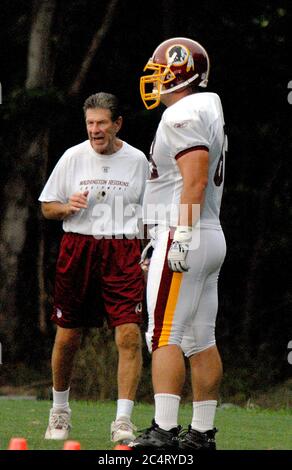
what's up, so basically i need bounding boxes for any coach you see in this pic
[39,92,148,444]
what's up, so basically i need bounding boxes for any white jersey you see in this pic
[39,140,149,236]
[142,92,227,228]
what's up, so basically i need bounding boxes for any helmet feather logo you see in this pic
[166,45,194,72]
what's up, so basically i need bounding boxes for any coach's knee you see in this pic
[54,326,82,352]
[115,324,142,355]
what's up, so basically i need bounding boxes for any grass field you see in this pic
[0,399,291,450]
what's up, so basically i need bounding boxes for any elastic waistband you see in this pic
[147,223,223,232]
[63,232,138,240]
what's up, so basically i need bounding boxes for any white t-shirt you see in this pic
[39,140,149,236]
[142,92,227,228]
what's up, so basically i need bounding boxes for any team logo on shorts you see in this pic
[135,302,142,314]
[56,308,62,318]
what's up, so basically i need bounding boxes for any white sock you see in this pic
[191,400,217,432]
[52,387,70,411]
[154,393,181,431]
[116,399,134,420]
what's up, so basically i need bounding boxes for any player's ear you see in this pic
[114,116,123,133]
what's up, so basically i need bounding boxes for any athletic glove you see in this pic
[167,226,192,273]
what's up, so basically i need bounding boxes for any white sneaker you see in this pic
[111,416,137,442]
[45,407,72,440]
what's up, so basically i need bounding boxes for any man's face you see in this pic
[85,108,122,155]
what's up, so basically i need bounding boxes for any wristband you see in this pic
[173,226,193,243]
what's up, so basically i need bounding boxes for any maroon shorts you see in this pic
[52,233,144,328]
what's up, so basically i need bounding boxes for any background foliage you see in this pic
[0,0,291,401]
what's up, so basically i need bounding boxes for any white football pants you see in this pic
[145,226,226,357]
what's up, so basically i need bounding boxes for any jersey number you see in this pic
[214,133,228,187]
[149,134,159,179]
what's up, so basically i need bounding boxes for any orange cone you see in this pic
[63,440,81,450]
[113,443,132,450]
[8,437,28,450]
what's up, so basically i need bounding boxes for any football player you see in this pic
[132,38,227,450]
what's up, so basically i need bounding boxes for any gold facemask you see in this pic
[140,61,176,110]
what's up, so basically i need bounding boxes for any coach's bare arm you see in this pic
[177,148,209,227]
[41,191,89,220]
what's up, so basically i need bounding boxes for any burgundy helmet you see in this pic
[140,37,210,109]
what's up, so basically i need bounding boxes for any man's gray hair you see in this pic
[83,92,122,121]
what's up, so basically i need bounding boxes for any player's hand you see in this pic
[167,241,190,272]
[66,191,89,216]
[140,240,154,273]
[167,226,192,273]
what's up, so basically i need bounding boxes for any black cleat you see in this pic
[130,420,180,450]
[179,426,217,450]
